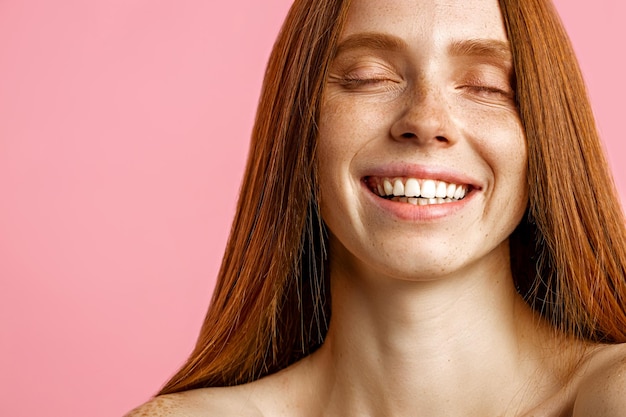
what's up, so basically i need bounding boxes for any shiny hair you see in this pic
[159,0,626,394]
[501,0,626,342]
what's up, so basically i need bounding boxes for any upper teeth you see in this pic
[374,178,467,200]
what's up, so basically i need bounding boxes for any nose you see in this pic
[390,85,457,147]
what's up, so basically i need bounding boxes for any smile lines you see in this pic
[366,177,469,205]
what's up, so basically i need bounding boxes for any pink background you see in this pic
[0,1,624,416]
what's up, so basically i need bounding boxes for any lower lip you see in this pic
[361,181,475,222]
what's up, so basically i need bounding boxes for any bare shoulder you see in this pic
[124,395,190,417]
[123,358,313,417]
[124,386,263,417]
[573,343,626,417]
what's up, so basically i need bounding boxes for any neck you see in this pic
[307,242,558,416]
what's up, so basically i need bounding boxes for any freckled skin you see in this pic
[318,0,527,282]
[124,389,262,417]
[125,397,178,417]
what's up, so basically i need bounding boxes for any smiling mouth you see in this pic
[365,176,472,205]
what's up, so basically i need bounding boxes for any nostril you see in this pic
[435,135,448,142]
[401,132,417,139]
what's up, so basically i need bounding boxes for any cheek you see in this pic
[484,118,528,225]
[455,103,528,214]
[316,99,384,233]
[459,104,527,172]
[316,105,352,221]
[490,120,527,188]
[318,94,396,153]
[316,99,384,193]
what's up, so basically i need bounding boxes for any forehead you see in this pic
[341,0,509,45]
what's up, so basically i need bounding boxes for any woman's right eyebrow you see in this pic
[334,32,409,56]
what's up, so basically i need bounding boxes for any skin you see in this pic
[127,0,626,415]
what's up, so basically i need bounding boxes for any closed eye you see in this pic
[328,73,403,93]
[460,84,514,100]
[340,76,390,87]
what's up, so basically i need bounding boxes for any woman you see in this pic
[128,0,626,415]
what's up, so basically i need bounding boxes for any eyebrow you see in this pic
[334,32,409,56]
[334,33,512,65]
[448,39,513,63]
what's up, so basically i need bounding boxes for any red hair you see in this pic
[501,0,626,342]
[159,0,626,394]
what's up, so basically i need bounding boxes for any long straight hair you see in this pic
[160,0,626,394]
[500,0,626,342]
[160,0,349,392]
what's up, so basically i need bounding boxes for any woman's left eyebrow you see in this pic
[448,39,513,65]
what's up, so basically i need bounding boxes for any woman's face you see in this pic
[317,0,528,281]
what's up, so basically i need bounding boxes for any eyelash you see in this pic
[340,75,390,87]
[335,74,513,99]
[462,84,513,99]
